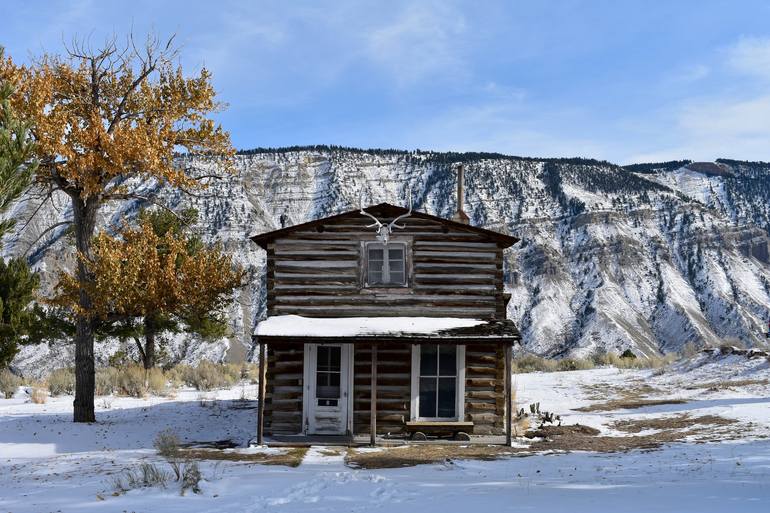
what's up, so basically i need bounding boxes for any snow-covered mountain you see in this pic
[4,149,770,369]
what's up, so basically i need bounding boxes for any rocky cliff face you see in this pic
[4,149,770,371]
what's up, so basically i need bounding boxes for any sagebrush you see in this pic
[47,368,75,396]
[0,369,21,398]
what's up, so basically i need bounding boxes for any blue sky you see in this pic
[3,0,770,164]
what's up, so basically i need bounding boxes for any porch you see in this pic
[253,317,520,446]
[262,433,510,447]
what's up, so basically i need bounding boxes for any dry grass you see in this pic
[179,447,308,467]
[581,382,662,401]
[573,398,687,412]
[345,445,524,469]
[30,387,48,404]
[610,414,737,434]
[684,379,769,391]
[512,352,677,374]
[47,368,75,396]
[0,369,21,398]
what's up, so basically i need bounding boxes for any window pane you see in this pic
[437,377,456,418]
[420,345,437,376]
[388,247,404,261]
[368,258,383,272]
[419,377,437,418]
[368,270,383,285]
[317,372,340,398]
[438,346,456,376]
[369,248,384,261]
[389,259,404,272]
[388,271,404,285]
[317,346,341,372]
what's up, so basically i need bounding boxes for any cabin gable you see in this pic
[264,207,507,319]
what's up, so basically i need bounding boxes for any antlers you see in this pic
[359,188,413,244]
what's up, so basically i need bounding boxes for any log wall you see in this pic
[353,343,412,435]
[264,342,506,436]
[464,343,506,435]
[263,344,304,435]
[266,214,506,319]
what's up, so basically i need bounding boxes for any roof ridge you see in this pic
[249,202,519,249]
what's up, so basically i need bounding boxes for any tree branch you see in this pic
[103,193,182,220]
[22,221,73,256]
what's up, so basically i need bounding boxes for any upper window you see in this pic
[365,242,407,287]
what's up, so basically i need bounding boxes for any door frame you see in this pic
[302,343,354,435]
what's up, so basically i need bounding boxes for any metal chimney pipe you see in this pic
[452,164,470,224]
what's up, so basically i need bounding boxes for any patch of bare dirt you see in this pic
[180,447,308,467]
[573,398,687,412]
[525,424,600,438]
[345,445,525,469]
[526,423,701,453]
[610,414,737,434]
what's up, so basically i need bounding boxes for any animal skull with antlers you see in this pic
[359,190,413,244]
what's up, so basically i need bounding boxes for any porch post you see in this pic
[370,343,378,446]
[257,340,267,446]
[504,343,512,446]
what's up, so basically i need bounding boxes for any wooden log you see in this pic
[257,341,266,445]
[370,344,377,446]
[505,343,512,446]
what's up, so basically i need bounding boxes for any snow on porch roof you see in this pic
[254,315,520,340]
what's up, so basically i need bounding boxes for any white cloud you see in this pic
[627,93,770,163]
[725,36,770,80]
[402,99,609,159]
[623,36,770,163]
[364,2,467,86]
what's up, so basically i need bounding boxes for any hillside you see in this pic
[3,148,770,370]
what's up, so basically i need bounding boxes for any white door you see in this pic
[304,344,352,435]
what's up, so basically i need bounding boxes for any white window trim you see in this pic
[363,241,408,288]
[410,344,465,421]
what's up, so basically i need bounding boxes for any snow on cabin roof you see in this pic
[254,315,520,340]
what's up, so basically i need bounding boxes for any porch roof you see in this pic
[254,315,520,345]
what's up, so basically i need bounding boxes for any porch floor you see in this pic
[264,434,509,447]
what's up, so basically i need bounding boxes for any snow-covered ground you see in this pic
[2,353,770,512]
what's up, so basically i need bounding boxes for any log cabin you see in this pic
[250,169,520,445]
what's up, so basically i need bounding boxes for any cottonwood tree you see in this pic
[51,208,244,370]
[0,35,233,421]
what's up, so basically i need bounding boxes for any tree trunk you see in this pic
[143,316,156,370]
[72,195,99,423]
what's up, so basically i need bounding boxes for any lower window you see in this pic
[414,345,464,419]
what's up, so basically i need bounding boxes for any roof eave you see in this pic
[248,202,519,249]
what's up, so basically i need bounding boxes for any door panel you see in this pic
[304,344,351,435]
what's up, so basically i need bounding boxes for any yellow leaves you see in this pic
[0,44,234,198]
[50,219,244,323]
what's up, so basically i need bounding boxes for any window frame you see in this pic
[362,240,410,288]
[315,345,342,406]
[410,344,466,421]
